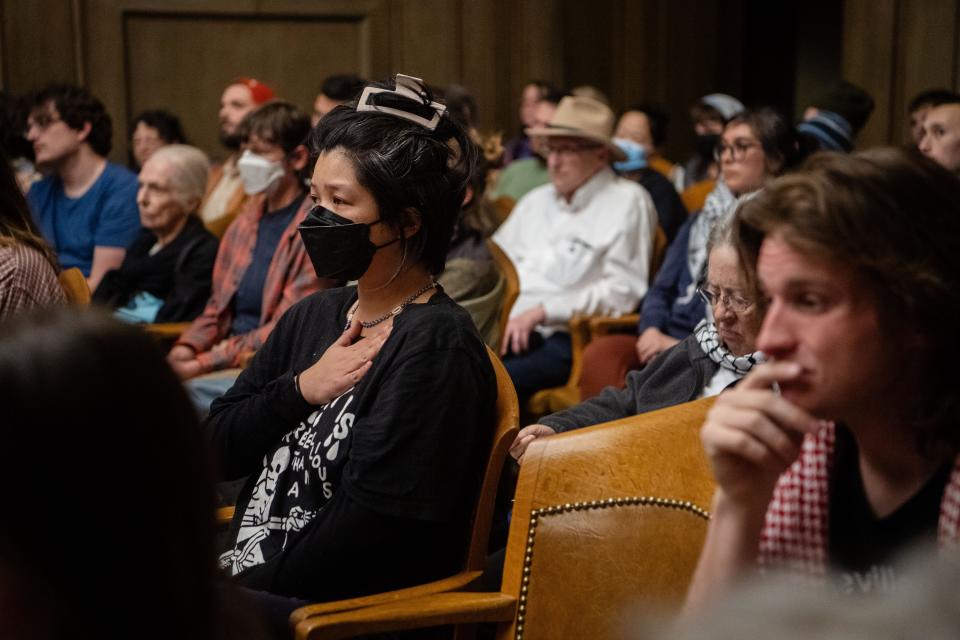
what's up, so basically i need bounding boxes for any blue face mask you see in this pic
[612,137,648,173]
[298,206,398,281]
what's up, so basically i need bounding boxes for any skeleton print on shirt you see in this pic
[219,388,357,575]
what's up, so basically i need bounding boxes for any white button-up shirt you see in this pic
[493,167,657,334]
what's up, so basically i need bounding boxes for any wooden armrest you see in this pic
[143,322,191,339]
[589,313,640,337]
[216,506,235,525]
[238,350,255,369]
[290,571,484,624]
[294,592,516,640]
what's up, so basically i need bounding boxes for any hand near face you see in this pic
[297,318,390,406]
[700,361,822,509]
[635,327,679,365]
[509,424,557,463]
[500,305,547,356]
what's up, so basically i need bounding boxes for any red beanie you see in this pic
[232,77,276,105]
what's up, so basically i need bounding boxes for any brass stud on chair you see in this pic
[513,496,711,640]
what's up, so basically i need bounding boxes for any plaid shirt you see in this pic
[177,193,332,373]
[0,243,66,319]
[758,422,960,578]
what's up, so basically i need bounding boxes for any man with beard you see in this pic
[199,77,275,237]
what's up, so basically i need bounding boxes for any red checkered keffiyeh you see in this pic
[758,422,960,579]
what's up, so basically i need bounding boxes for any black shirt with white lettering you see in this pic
[209,285,496,601]
[829,424,950,592]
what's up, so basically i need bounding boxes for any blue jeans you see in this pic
[503,332,572,403]
[185,368,242,417]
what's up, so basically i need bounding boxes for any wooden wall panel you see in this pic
[7,0,959,162]
[391,0,460,86]
[1,0,79,90]
[459,0,508,132]
[895,0,959,142]
[123,13,366,162]
[842,0,897,149]
[843,0,960,148]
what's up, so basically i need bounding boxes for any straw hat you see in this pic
[525,95,626,161]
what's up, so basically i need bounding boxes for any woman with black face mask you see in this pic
[207,75,497,617]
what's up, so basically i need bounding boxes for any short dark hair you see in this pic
[726,107,806,176]
[320,74,366,103]
[624,102,670,148]
[31,84,112,156]
[908,88,960,113]
[541,88,569,106]
[690,102,725,126]
[441,84,478,129]
[242,101,311,154]
[129,109,187,145]
[311,79,481,275]
[0,91,33,161]
[735,148,960,457]
[0,308,220,638]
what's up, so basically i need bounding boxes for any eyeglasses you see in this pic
[25,113,62,135]
[698,285,754,313]
[713,140,760,162]
[544,141,602,156]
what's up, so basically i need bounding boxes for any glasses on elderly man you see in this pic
[713,140,760,162]
[544,141,603,156]
[698,285,754,314]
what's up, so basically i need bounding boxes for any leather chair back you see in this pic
[499,398,716,640]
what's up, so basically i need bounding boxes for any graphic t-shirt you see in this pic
[28,162,141,275]
[209,286,497,598]
[829,424,951,594]
[219,387,359,575]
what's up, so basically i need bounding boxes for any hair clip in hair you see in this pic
[357,73,447,130]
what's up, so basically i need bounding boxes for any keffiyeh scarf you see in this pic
[694,318,764,375]
[759,423,960,579]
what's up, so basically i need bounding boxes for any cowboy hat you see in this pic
[525,95,626,162]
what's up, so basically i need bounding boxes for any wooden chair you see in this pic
[143,321,192,341]
[487,239,520,354]
[491,196,516,227]
[680,179,716,214]
[292,397,717,640]
[526,225,669,417]
[58,267,91,305]
[217,346,520,630]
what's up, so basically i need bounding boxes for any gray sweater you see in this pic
[540,334,718,433]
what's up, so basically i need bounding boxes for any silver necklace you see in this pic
[345,280,438,330]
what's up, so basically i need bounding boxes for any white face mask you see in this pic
[237,149,285,195]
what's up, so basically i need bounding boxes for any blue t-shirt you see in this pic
[28,162,141,275]
[230,195,302,336]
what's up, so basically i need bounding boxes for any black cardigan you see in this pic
[540,334,718,432]
[93,216,218,323]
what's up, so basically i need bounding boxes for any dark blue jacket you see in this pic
[637,214,706,339]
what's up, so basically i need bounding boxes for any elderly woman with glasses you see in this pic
[510,218,765,462]
[575,108,804,403]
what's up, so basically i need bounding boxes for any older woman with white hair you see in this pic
[94,144,219,323]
